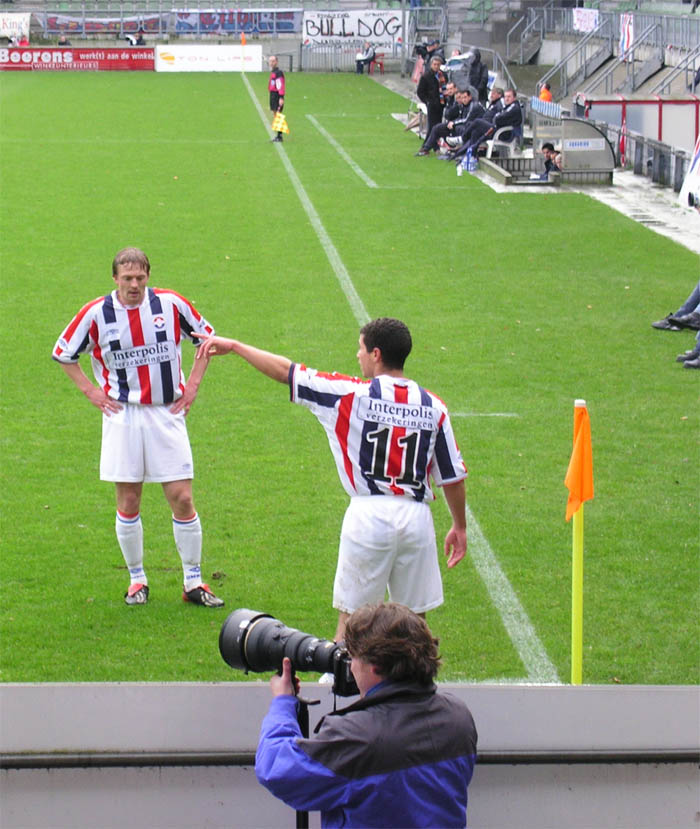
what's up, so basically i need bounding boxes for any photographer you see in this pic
[255,603,478,828]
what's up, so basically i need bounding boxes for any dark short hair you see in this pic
[359,317,412,370]
[542,142,555,152]
[112,247,150,276]
[344,603,441,685]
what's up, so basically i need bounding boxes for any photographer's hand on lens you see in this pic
[270,656,300,697]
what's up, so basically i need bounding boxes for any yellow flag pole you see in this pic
[571,503,584,685]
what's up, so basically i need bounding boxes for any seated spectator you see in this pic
[537,142,561,179]
[415,87,482,156]
[652,281,700,331]
[442,81,457,114]
[539,82,553,102]
[58,33,71,46]
[651,281,700,369]
[444,87,513,161]
[458,87,522,158]
[135,28,145,45]
[18,34,29,46]
[355,41,375,75]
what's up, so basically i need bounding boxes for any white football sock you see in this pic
[116,511,147,586]
[173,513,203,591]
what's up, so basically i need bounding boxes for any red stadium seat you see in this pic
[369,53,385,75]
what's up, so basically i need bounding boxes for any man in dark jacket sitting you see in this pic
[256,602,478,828]
[462,87,522,155]
[447,87,521,161]
[415,87,483,156]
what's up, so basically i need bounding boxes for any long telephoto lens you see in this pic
[220,608,337,674]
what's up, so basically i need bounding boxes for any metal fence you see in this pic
[533,6,700,51]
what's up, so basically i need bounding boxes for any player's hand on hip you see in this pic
[85,386,122,416]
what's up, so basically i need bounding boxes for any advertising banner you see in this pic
[41,13,165,34]
[0,47,154,71]
[155,44,262,72]
[174,10,302,35]
[0,13,31,39]
[302,9,400,50]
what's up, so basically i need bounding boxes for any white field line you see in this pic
[244,75,559,684]
[242,74,370,326]
[453,412,520,418]
[462,502,560,683]
[306,115,378,189]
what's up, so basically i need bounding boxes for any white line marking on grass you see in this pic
[244,73,559,683]
[453,412,520,418]
[462,503,560,684]
[306,115,378,189]
[243,74,370,326]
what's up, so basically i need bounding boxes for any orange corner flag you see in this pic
[565,399,594,521]
[241,33,246,46]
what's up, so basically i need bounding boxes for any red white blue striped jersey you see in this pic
[52,288,214,406]
[289,364,467,501]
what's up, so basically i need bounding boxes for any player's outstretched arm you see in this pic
[194,335,291,384]
[442,479,467,568]
[60,362,122,416]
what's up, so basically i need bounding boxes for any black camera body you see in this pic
[688,191,700,209]
[219,609,359,697]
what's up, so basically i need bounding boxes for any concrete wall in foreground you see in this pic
[1,683,698,828]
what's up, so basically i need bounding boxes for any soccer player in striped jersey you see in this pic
[196,318,466,641]
[52,247,224,608]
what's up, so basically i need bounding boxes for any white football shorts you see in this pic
[100,403,194,483]
[333,496,444,615]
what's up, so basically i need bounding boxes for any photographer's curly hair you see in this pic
[344,603,441,685]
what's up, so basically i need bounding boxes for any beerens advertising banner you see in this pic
[0,47,155,70]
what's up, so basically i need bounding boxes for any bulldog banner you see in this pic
[302,9,400,50]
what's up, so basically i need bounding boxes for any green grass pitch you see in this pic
[0,70,697,685]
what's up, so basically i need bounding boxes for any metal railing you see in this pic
[650,42,700,94]
[582,21,660,95]
[526,6,699,51]
[505,14,526,62]
[537,16,615,98]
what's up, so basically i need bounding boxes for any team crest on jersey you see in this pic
[152,315,166,330]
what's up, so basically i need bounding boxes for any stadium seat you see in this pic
[369,53,385,75]
[486,120,524,159]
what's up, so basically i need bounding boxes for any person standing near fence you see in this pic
[268,55,286,143]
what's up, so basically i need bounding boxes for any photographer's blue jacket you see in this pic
[255,680,478,828]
